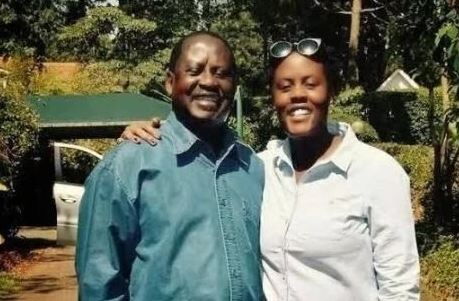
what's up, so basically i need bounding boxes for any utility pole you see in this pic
[235,85,243,138]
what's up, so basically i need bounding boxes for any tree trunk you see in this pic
[429,87,445,226]
[347,0,361,85]
[441,72,450,111]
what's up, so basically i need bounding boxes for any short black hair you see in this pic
[168,31,237,75]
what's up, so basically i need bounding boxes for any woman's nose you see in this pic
[290,85,308,102]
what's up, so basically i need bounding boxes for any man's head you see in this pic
[165,32,237,128]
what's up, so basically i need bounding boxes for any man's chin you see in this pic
[180,112,225,128]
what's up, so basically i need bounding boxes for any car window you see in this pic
[58,147,100,185]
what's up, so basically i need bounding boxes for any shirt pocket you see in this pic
[288,183,366,243]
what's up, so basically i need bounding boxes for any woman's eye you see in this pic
[305,82,317,89]
[278,84,291,91]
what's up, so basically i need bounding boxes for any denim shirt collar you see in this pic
[162,112,249,167]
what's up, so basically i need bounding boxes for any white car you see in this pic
[52,142,102,245]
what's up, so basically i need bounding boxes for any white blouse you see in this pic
[258,122,420,301]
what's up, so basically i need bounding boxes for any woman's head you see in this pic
[269,38,336,138]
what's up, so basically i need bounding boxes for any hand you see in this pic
[120,117,162,145]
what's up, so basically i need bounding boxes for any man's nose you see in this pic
[199,71,218,88]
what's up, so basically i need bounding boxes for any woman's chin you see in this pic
[284,125,314,138]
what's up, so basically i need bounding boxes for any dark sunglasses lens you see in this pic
[270,41,292,58]
[297,39,320,56]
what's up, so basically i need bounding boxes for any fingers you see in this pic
[120,120,162,145]
[136,128,158,145]
[121,130,141,144]
[144,126,161,140]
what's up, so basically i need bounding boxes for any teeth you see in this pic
[291,108,310,116]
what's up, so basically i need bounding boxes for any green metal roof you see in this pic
[27,93,171,139]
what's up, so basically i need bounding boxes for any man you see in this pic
[76,31,265,300]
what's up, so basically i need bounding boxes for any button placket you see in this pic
[215,168,243,300]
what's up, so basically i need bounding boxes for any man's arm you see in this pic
[369,166,420,300]
[76,163,139,301]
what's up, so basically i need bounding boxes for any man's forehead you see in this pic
[181,35,231,58]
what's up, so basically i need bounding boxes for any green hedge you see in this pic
[421,236,459,300]
[364,91,430,144]
[330,87,380,143]
[329,86,443,145]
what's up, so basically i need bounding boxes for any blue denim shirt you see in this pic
[76,112,265,301]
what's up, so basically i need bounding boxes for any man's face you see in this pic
[166,35,236,127]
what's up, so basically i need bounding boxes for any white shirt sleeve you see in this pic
[367,164,420,300]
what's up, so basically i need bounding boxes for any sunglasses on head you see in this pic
[269,38,322,58]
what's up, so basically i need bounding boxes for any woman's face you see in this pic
[271,52,330,138]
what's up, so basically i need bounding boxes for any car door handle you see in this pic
[61,196,77,204]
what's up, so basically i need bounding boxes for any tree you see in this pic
[431,7,459,231]
[57,6,157,64]
[0,58,39,240]
[0,0,103,58]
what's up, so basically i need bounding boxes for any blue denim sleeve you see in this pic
[75,162,139,301]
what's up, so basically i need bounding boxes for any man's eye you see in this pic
[187,68,201,75]
[215,70,230,78]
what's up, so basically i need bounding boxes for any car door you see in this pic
[52,142,102,245]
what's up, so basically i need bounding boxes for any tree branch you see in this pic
[337,6,385,14]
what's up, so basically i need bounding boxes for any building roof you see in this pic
[377,69,420,92]
[28,93,171,138]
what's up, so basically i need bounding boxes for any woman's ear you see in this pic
[165,70,174,96]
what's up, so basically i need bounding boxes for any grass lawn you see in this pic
[0,272,20,296]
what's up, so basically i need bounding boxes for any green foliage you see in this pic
[31,51,172,96]
[211,11,264,94]
[332,86,365,117]
[374,143,433,221]
[119,0,199,45]
[0,0,64,56]
[227,116,257,148]
[57,7,157,63]
[363,91,440,145]
[244,96,284,152]
[0,272,19,296]
[421,236,459,301]
[329,87,379,143]
[435,10,459,87]
[0,0,101,57]
[59,139,116,184]
[0,62,38,240]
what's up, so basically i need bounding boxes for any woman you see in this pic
[121,38,420,300]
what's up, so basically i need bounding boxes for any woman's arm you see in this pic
[368,167,420,300]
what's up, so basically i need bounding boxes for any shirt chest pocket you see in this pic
[288,182,367,243]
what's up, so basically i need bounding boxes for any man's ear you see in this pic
[165,70,174,96]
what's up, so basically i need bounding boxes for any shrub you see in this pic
[421,236,459,301]
[373,143,433,221]
[330,87,380,143]
[363,88,442,145]
[0,65,39,240]
[58,139,117,184]
[332,86,365,117]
